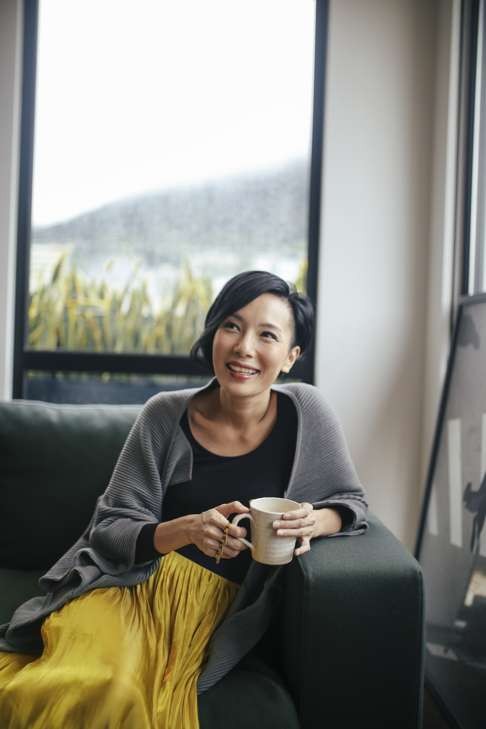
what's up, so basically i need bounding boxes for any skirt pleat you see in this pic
[0,551,239,729]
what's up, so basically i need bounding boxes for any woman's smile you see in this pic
[226,362,261,380]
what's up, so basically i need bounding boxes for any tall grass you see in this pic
[28,255,308,353]
[28,256,212,353]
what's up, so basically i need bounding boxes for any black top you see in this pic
[135,391,296,583]
[135,390,353,584]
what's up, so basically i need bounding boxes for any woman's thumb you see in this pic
[218,501,250,516]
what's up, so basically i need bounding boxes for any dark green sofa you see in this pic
[0,399,425,728]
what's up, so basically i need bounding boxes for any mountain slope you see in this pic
[33,159,308,264]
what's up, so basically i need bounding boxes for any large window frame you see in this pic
[13,0,328,397]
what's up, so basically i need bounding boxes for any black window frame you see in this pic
[459,0,486,300]
[13,0,328,397]
[460,0,480,299]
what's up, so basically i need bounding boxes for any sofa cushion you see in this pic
[198,649,300,729]
[0,400,140,570]
[0,568,45,625]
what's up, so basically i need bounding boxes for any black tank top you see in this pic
[135,390,298,585]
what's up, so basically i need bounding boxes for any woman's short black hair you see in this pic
[190,270,314,373]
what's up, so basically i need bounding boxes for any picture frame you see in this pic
[415,292,486,729]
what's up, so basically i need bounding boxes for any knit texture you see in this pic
[0,377,368,693]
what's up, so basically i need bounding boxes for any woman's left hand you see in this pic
[273,503,344,556]
[272,502,316,557]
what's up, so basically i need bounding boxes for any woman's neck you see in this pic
[200,386,275,432]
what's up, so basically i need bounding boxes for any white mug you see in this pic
[231,497,300,565]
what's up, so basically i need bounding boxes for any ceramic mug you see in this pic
[231,497,300,565]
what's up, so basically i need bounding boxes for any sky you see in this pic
[32,0,315,227]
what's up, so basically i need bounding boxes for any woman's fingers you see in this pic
[220,545,241,559]
[206,525,226,541]
[207,538,240,560]
[273,518,316,534]
[273,503,316,537]
[295,536,311,556]
[274,525,315,537]
[280,502,314,520]
[226,536,248,552]
[206,506,247,539]
[216,501,250,518]
[211,519,247,540]
[202,519,247,558]
[274,517,315,529]
[272,503,315,537]
[207,538,221,552]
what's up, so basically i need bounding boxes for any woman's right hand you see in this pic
[187,501,250,560]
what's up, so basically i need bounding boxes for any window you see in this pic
[15,0,326,401]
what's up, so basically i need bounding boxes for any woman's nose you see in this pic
[233,332,255,355]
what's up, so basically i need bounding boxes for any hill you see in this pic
[32,159,308,266]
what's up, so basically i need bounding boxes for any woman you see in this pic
[0,270,368,728]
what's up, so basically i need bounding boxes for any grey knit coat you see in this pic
[0,377,368,694]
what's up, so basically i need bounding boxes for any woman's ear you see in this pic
[282,345,301,373]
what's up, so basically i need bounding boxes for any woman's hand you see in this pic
[272,502,316,556]
[272,503,344,556]
[187,501,249,560]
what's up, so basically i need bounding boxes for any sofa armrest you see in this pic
[279,512,425,729]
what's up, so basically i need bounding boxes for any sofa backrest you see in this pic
[0,400,140,570]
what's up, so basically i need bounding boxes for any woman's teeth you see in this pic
[227,364,259,375]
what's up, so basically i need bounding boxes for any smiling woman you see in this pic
[186,273,310,458]
[186,273,314,461]
[0,269,368,728]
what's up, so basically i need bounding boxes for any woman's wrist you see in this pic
[182,514,199,546]
[153,515,196,555]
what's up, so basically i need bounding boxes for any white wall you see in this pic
[0,0,22,400]
[316,0,441,549]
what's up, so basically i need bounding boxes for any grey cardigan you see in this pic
[0,377,368,694]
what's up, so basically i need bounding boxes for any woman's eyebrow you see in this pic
[230,313,282,333]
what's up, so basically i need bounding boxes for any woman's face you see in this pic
[212,293,301,395]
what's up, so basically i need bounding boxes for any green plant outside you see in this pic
[28,254,308,354]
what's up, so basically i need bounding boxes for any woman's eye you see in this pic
[223,322,238,331]
[262,331,278,340]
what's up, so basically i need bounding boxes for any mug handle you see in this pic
[231,513,254,550]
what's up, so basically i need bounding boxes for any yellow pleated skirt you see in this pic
[0,551,240,729]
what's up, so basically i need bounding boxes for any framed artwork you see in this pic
[415,293,486,729]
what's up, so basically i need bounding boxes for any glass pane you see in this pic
[24,371,210,404]
[29,0,315,354]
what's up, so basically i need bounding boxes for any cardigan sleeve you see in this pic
[87,396,168,570]
[135,523,160,564]
[300,385,369,537]
[330,504,355,530]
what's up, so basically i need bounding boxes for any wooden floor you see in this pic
[423,685,453,729]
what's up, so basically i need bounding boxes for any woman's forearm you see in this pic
[153,515,196,555]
